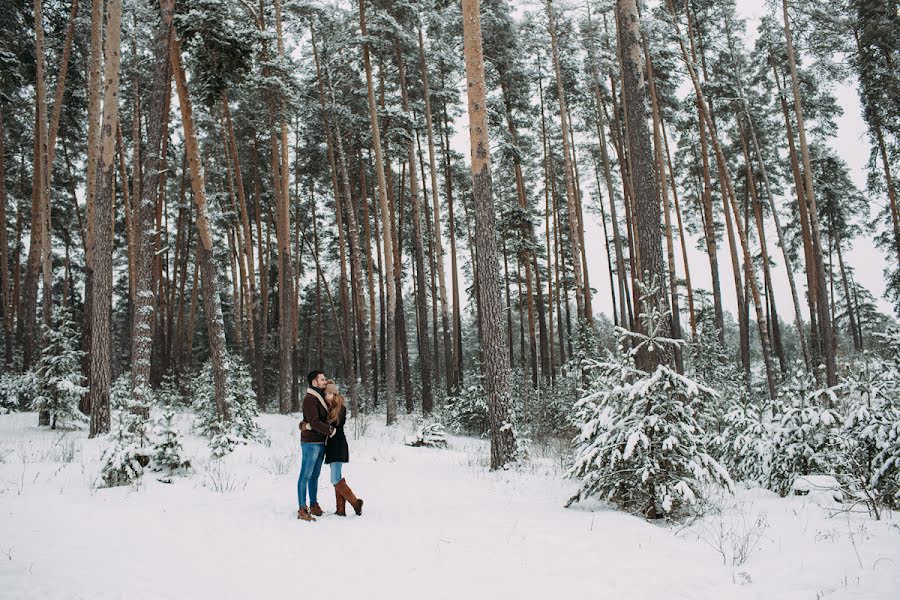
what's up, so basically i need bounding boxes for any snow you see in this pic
[791,475,845,505]
[1,412,899,599]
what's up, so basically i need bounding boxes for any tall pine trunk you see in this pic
[89,0,124,436]
[418,28,454,396]
[168,3,230,421]
[547,0,588,325]
[462,0,517,469]
[616,0,673,372]
[131,3,172,408]
[395,44,433,414]
[359,0,397,424]
[782,0,837,386]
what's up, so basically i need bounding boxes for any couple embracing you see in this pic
[297,370,364,522]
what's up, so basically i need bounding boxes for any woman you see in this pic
[323,381,364,516]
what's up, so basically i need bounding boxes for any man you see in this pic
[297,370,335,522]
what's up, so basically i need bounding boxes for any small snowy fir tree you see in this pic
[99,409,150,488]
[192,355,267,457]
[30,306,87,429]
[768,368,845,496]
[98,374,154,487]
[567,283,732,519]
[151,407,191,476]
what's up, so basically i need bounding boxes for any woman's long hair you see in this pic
[328,391,345,424]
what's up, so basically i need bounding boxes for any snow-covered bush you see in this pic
[30,307,87,429]
[406,422,449,448]
[525,323,601,440]
[567,286,733,519]
[837,332,900,512]
[720,400,773,485]
[0,371,37,413]
[156,372,188,407]
[687,311,750,461]
[192,355,268,456]
[440,369,489,436]
[109,374,133,411]
[768,370,845,496]
[528,380,578,437]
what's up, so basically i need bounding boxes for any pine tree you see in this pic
[192,355,267,457]
[151,407,191,475]
[31,306,87,429]
[567,283,732,519]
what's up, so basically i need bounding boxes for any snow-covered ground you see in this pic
[1,411,898,599]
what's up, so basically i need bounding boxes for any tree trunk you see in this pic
[358,157,379,408]
[131,7,172,408]
[0,112,10,365]
[542,112,556,377]
[660,119,696,336]
[168,7,229,421]
[395,44,433,414]
[684,5,725,345]
[616,0,672,372]
[359,0,396,424]
[81,0,104,415]
[772,62,819,371]
[89,0,124,437]
[389,160,415,413]
[462,0,517,469]
[222,96,259,390]
[272,0,295,414]
[439,95,463,389]
[666,0,778,400]
[498,75,540,387]
[418,27,454,396]
[34,0,52,337]
[782,0,836,385]
[645,42,684,372]
[546,0,588,324]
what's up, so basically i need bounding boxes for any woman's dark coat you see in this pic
[325,406,348,464]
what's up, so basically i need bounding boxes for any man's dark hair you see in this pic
[307,370,325,388]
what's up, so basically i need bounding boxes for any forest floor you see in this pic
[0,410,898,599]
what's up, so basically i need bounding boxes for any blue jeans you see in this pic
[330,462,344,485]
[297,443,326,507]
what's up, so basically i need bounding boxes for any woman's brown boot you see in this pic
[310,503,324,517]
[297,506,316,522]
[335,478,363,516]
[335,488,346,516]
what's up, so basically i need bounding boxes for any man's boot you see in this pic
[310,502,324,517]
[297,506,316,522]
[335,488,346,516]
[335,478,363,516]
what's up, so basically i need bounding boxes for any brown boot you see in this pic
[335,478,363,516]
[310,502,324,517]
[297,506,316,522]
[335,488,346,516]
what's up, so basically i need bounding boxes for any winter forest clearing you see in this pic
[2,0,900,596]
[0,411,898,599]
